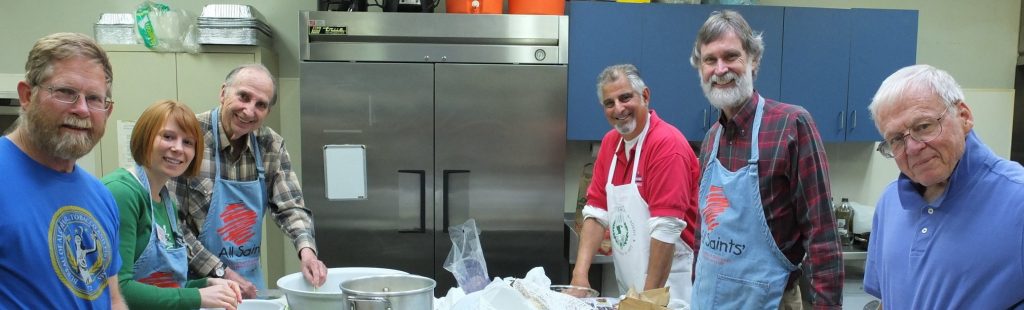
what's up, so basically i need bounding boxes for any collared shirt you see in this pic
[863,131,1024,309]
[169,110,317,276]
[586,110,700,248]
[697,91,843,308]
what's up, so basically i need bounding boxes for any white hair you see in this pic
[868,64,964,122]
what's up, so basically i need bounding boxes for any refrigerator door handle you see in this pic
[442,169,470,233]
[398,170,426,233]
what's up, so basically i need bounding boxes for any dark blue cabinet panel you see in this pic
[641,4,783,141]
[568,3,917,142]
[847,8,918,141]
[781,7,851,142]
[567,2,645,140]
[568,2,784,141]
[640,4,714,141]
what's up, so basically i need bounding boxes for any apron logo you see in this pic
[139,271,181,288]
[216,203,258,245]
[702,185,730,232]
[610,211,634,252]
[49,206,112,300]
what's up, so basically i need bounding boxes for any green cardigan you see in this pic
[103,168,208,309]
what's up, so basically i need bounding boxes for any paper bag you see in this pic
[617,287,670,310]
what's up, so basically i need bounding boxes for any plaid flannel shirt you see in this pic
[697,91,844,309]
[169,110,317,277]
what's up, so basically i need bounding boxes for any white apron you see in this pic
[606,120,693,305]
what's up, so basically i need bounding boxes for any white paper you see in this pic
[117,120,136,170]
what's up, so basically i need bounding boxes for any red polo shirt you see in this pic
[586,110,700,248]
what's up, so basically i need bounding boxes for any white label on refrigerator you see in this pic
[324,144,368,200]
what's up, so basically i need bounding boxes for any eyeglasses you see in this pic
[43,84,113,111]
[876,109,948,159]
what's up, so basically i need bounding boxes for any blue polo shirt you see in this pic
[864,131,1024,309]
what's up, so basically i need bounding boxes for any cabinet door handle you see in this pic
[442,169,470,233]
[703,109,709,130]
[849,110,857,132]
[838,111,846,131]
[398,170,426,234]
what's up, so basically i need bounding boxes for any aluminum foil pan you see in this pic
[200,4,265,21]
[96,13,134,25]
[198,28,271,46]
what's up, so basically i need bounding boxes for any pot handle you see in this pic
[347,295,392,309]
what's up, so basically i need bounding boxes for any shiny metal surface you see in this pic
[300,11,567,64]
[301,60,568,294]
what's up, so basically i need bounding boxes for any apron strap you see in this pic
[211,108,267,184]
[708,95,766,165]
[129,165,182,239]
[607,112,652,186]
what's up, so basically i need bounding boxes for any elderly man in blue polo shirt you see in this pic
[864,64,1024,309]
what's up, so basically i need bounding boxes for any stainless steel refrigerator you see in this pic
[299,11,569,292]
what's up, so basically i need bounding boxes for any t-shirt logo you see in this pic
[703,185,730,233]
[216,203,257,245]
[49,206,112,300]
[139,271,181,288]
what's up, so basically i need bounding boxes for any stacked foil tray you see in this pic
[95,13,139,45]
[198,4,273,46]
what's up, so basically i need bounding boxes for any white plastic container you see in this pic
[276,267,406,310]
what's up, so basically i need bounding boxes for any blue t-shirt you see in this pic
[864,131,1024,309]
[0,137,122,309]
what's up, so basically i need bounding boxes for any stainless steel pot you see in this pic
[340,274,436,310]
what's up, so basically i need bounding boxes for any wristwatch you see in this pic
[210,264,225,278]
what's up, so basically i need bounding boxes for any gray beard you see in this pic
[614,118,636,136]
[22,104,97,160]
[701,69,754,111]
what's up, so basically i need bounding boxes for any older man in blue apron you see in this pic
[170,64,328,298]
[689,10,843,309]
[571,64,701,308]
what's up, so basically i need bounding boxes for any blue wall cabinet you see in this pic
[567,2,645,140]
[847,8,918,141]
[567,2,783,141]
[780,7,851,142]
[568,3,917,142]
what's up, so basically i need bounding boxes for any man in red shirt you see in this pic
[571,64,700,307]
[689,10,843,310]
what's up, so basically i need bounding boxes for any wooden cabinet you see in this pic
[567,3,917,142]
[88,45,277,176]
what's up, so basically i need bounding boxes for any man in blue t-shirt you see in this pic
[0,33,126,309]
[864,64,1024,309]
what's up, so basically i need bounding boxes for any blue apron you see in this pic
[200,107,267,291]
[692,96,796,309]
[130,165,189,288]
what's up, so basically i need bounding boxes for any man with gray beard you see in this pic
[688,10,843,310]
[0,32,126,309]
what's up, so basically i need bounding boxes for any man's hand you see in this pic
[299,247,327,288]
[224,267,258,299]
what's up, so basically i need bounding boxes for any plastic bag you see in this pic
[444,219,490,294]
[135,1,199,53]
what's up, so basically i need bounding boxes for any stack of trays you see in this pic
[198,4,273,46]
[94,13,139,45]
